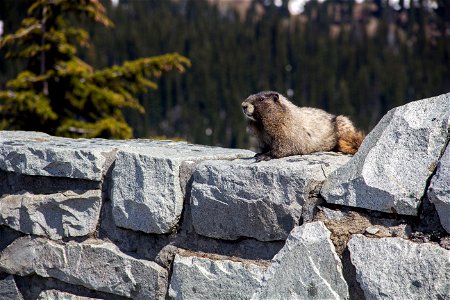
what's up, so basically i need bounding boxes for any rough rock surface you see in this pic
[110,143,252,234]
[0,131,253,234]
[428,144,450,233]
[0,131,117,181]
[0,190,101,240]
[168,253,267,300]
[191,153,350,241]
[348,234,450,300]
[0,237,168,299]
[252,221,349,299]
[0,275,23,300]
[322,94,450,215]
[37,290,101,300]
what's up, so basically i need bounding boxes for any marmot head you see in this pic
[241,91,284,122]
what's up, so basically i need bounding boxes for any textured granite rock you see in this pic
[0,190,101,240]
[0,131,253,234]
[0,131,117,181]
[0,275,23,300]
[322,93,450,215]
[110,143,252,233]
[191,153,350,241]
[428,144,450,233]
[37,290,101,300]
[168,253,267,300]
[0,237,168,299]
[348,234,450,300]
[252,221,349,299]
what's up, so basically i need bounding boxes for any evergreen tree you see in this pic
[0,0,190,138]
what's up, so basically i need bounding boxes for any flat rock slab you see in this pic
[190,153,351,241]
[322,93,450,215]
[252,221,349,299]
[37,290,101,300]
[0,275,23,300]
[348,235,450,300]
[0,190,101,240]
[110,144,252,233]
[428,144,450,233]
[168,253,267,300]
[0,131,118,181]
[0,237,168,299]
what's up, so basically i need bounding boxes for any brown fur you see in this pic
[241,91,365,161]
[335,115,365,155]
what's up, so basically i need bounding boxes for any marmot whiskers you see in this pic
[241,91,365,161]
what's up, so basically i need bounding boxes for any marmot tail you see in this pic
[335,115,365,155]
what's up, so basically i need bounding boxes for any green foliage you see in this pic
[0,0,190,138]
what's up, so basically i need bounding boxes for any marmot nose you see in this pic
[242,102,248,110]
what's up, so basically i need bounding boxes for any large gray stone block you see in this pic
[168,253,267,300]
[0,131,118,181]
[0,237,168,299]
[322,93,450,215]
[110,143,252,233]
[0,190,101,240]
[190,153,351,241]
[348,235,450,300]
[252,221,349,299]
[0,275,23,300]
[428,144,450,233]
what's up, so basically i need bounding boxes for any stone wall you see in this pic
[0,93,449,300]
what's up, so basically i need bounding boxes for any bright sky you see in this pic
[288,0,366,14]
[287,0,415,14]
[288,0,317,14]
[107,0,428,15]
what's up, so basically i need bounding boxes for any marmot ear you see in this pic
[272,93,279,102]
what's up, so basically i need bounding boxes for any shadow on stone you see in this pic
[342,247,365,300]
[1,171,100,195]
[14,274,128,300]
[0,226,23,252]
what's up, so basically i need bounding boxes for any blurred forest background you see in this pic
[1,0,449,148]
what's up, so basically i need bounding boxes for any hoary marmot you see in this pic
[241,91,365,161]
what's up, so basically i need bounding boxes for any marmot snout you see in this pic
[242,91,365,161]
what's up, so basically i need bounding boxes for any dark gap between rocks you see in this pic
[0,226,24,252]
[341,247,365,300]
[14,274,129,300]
[0,171,100,195]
